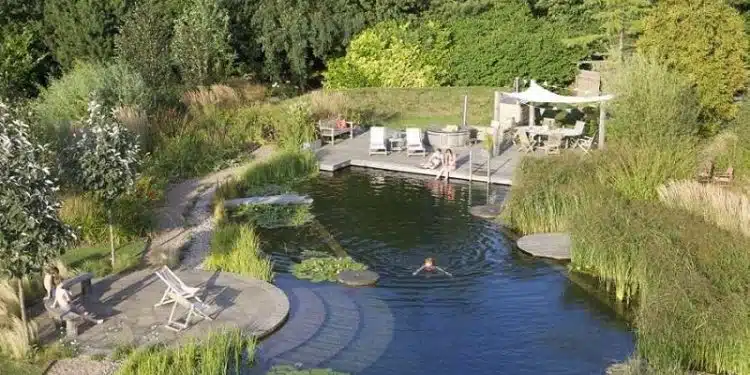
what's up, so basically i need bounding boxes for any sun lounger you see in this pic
[406,128,427,157]
[164,292,213,332]
[154,266,203,307]
[369,127,389,155]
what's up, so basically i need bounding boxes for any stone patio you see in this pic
[45,268,289,355]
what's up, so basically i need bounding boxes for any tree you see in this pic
[580,0,651,54]
[116,0,176,99]
[0,101,74,328]
[65,100,141,269]
[638,0,748,122]
[171,0,235,87]
[43,0,130,69]
[251,0,370,86]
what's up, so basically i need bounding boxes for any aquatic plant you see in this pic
[229,204,314,229]
[204,223,274,282]
[291,256,367,283]
[116,329,255,375]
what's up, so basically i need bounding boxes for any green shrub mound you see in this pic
[292,256,367,283]
[229,204,314,229]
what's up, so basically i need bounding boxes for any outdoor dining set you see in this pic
[512,118,595,155]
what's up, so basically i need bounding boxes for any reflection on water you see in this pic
[259,168,634,375]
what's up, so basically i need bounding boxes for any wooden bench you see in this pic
[318,119,354,144]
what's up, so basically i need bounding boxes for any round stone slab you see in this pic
[469,205,503,219]
[338,270,380,287]
[516,233,571,260]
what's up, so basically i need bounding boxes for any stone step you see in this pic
[324,293,395,374]
[258,287,327,360]
[273,287,361,368]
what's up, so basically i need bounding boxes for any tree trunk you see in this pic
[108,209,116,270]
[17,278,27,337]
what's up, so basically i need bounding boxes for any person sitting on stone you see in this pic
[413,257,452,276]
[52,276,103,325]
[420,149,443,169]
[43,265,60,301]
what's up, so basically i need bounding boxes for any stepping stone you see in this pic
[224,194,313,208]
[516,233,571,260]
[338,270,380,287]
[469,204,503,219]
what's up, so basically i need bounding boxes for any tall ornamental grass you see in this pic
[204,224,274,282]
[116,329,255,375]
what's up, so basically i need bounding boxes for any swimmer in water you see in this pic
[412,257,452,276]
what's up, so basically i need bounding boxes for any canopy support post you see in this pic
[598,102,606,149]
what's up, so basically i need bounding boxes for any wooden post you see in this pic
[514,77,520,92]
[469,149,473,182]
[462,95,468,127]
[598,102,606,149]
[487,150,491,185]
[493,91,501,123]
[529,104,535,127]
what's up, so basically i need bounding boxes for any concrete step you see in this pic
[273,287,360,368]
[258,287,327,360]
[324,293,395,374]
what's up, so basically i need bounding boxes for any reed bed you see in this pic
[204,224,274,282]
[116,329,255,375]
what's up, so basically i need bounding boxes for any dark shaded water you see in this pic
[259,168,634,375]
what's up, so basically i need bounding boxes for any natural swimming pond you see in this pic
[255,168,634,375]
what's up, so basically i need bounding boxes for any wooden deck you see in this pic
[315,130,523,185]
[516,233,572,260]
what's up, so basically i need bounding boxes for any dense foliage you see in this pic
[638,0,748,122]
[445,0,587,86]
[291,256,368,283]
[324,21,451,88]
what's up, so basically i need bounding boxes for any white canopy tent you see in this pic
[504,80,614,149]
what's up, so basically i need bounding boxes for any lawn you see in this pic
[295,86,501,127]
[61,239,148,277]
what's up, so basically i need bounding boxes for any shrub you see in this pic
[204,223,274,282]
[171,0,235,87]
[275,102,316,150]
[444,0,586,86]
[603,54,701,145]
[116,329,255,375]
[291,256,367,283]
[638,0,747,122]
[33,61,147,133]
[323,21,451,89]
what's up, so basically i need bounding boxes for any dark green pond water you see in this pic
[257,168,634,375]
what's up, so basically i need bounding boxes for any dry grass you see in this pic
[114,105,149,138]
[182,85,241,109]
[0,279,40,359]
[658,180,750,237]
[308,90,357,120]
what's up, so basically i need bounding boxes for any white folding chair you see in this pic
[164,292,213,332]
[369,127,389,155]
[405,128,427,157]
[154,266,203,307]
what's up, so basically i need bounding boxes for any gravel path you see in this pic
[44,358,120,375]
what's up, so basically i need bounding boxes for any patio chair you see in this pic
[406,128,427,157]
[696,160,714,183]
[154,266,204,307]
[517,130,537,153]
[540,132,564,155]
[164,292,213,332]
[574,132,596,154]
[511,126,530,145]
[369,127,389,155]
[713,166,734,185]
[560,121,585,148]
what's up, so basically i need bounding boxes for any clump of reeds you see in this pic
[182,85,241,109]
[113,105,149,138]
[0,279,39,359]
[204,224,274,282]
[116,329,256,375]
[658,179,750,237]
[309,90,354,120]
